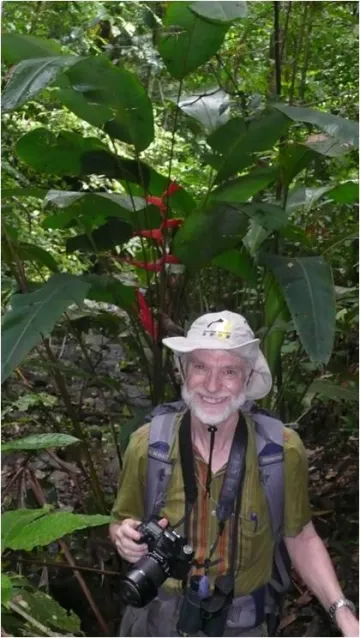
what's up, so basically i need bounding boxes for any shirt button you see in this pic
[211,510,216,517]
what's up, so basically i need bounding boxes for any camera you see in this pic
[119,520,194,607]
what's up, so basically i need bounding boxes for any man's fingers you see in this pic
[158,518,168,529]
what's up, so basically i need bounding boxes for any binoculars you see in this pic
[177,574,234,637]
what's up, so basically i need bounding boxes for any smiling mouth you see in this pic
[199,395,228,405]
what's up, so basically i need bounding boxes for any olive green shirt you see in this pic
[112,413,311,597]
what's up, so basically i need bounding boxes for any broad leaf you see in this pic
[7,242,59,273]
[42,191,160,231]
[9,590,81,633]
[66,218,133,253]
[241,203,288,230]
[16,128,109,176]
[1,574,13,606]
[158,2,228,80]
[190,1,248,22]
[212,247,257,285]
[243,221,271,255]
[211,166,279,202]
[262,273,289,386]
[1,433,79,452]
[2,56,81,112]
[174,203,249,270]
[170,87,230,133]
[83,274,136,310]
[286,185,335,213]
[279,144,318,189]
[80,149,151,187]
[274,103,359,149]
[2,33,62,64]
[208,111,290,182]
[260,254,336,364]
[2,508,110,551]
[60,56,154,151]
[1,274,90,382]
[286,182,359,213]
[327,181,359,204]
[307,379,358,403]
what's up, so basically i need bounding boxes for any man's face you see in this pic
[181,349,248,425]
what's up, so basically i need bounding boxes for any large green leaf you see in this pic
[5,242,59,273]
[2,56,81,112]
[279,143,318,190]
[174,203,249,270]
[260,254,336,364]
[158,2,228,80]
[208,111,290,182]
[190,1,248,22]
[2,33,62,64]
[241,203,288,230]
[212,247,257,285]
[286,182,359,213]
[2,508,110,552]
[1,574,14,606]
[42,191,160,231]
[170,87,230,133]
[80,149,151,187]
[9,590,81,633]
[66,218,133,253]
[211,166,279,202]
[59,56,154,151]
[307,378,358,403]
[1,274,90,382]
[1,433,79,453]
[16,128,108,176]
[83,274,136,310]
[274,103,359,149]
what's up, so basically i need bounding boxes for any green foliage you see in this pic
[190,1,248,23]
[159,2,228,79]
[2,508,110,552]
[9,589,82,633]
[1,433,80,452]
[260,255,336,364]
[1,274,90,381]
[2,56,81,112]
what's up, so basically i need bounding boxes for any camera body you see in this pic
[119,520,194,607]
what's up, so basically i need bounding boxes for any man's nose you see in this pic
[204,369,221,393]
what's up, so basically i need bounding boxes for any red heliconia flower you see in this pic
[145,195,167,214]
[161,218,183,230]
[136,289,158,340]
[162,254,180,264]
[164,183,181,197]
[145,181,181,218]
[133,228,164,242]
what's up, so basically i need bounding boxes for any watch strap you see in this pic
[328,598,356,623]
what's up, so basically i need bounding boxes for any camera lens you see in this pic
[119,556,167,607]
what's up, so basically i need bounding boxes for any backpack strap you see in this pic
[144,412,180,521]
[249,406,291,624]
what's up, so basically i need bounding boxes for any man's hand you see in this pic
[109,518,168,564]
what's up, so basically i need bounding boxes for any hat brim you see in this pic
[162,336,272,401]
[162,335,259,355]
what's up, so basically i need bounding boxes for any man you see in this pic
[110,311,359,637]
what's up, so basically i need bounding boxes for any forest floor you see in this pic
[1,333,358,637]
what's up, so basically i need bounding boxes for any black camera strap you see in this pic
[178,410,248,574]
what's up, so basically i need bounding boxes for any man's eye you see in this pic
[194,363,205,370]
[224,369,236,376]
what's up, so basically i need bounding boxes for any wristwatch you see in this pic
[328,598,356,623]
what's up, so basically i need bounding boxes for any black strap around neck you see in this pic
[179,411,248,531]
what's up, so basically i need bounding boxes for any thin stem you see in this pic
[28,470,110,636]
[274,1,282,96]
[17,556,121,577]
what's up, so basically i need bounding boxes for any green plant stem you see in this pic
[289,2,309,104]
[274,1,282,96]
[7,600,62,638]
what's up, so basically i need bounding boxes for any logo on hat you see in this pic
[202,317,233,340]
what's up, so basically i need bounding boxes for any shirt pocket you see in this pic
[236,513,270,575]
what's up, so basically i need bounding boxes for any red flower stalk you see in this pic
[136,289,158,340]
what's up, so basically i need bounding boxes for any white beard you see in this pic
[181,384,246,426]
